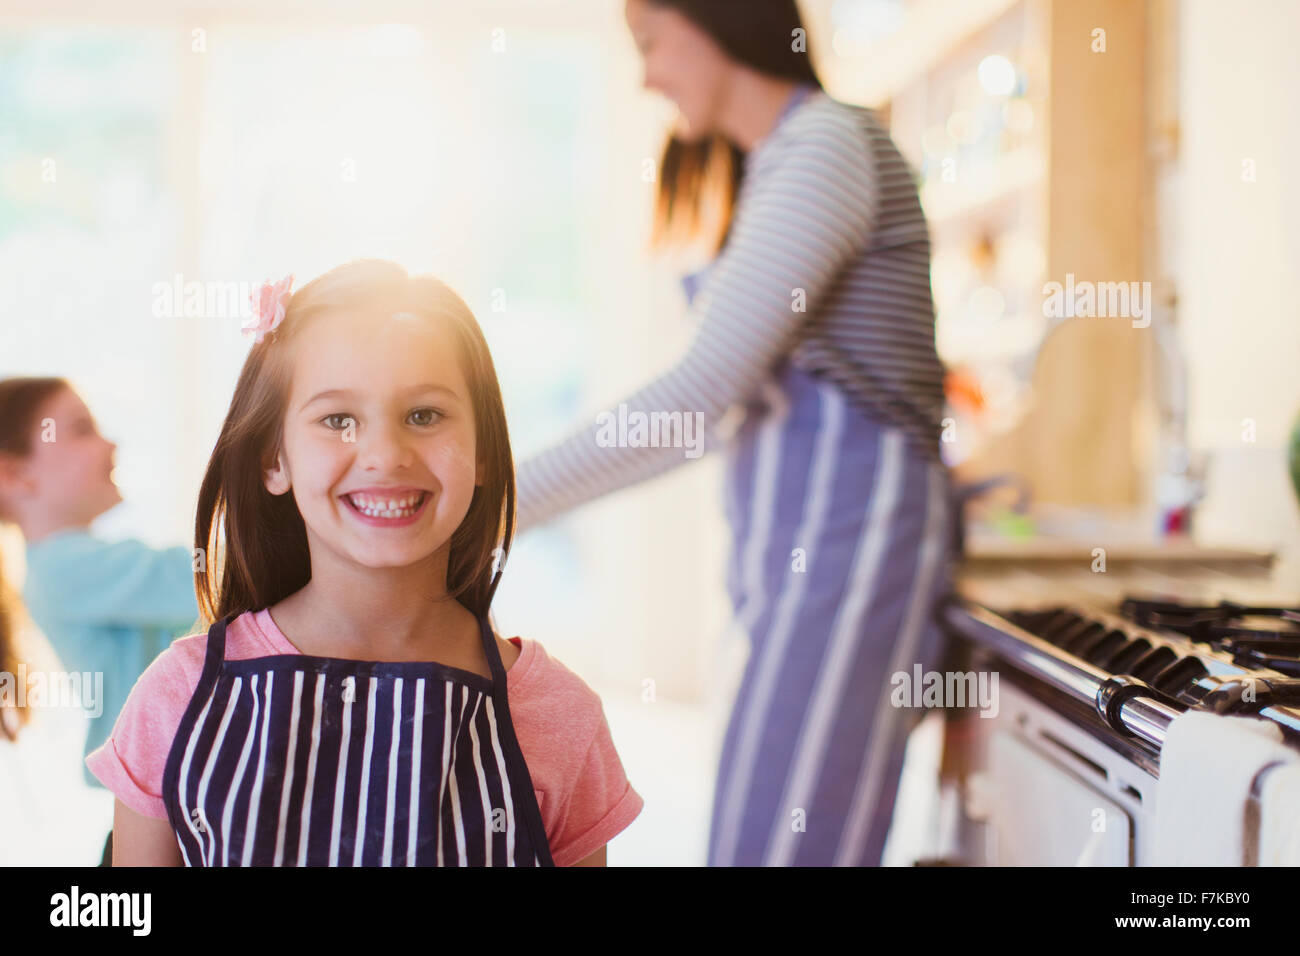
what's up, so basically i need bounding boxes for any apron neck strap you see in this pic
[476,610,508,693]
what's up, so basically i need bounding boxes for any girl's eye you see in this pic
[319,409,442,430]
[322,414,355,430]
[408,407,443,427]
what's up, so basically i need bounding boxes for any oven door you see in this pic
[986,730,1133,865]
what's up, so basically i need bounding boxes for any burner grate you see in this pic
[1119,597,1300,675]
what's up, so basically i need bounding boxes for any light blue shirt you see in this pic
[22,529,200,789]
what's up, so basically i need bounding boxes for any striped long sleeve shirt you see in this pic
[515,90,946,532]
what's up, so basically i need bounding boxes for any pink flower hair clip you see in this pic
[243,274,295,344]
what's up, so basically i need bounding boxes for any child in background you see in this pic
[87,260,643,866]
[0,377,201,864]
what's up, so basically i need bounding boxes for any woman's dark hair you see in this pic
[0,376,68,738]
[647,0,822,254]
[194,260,515,627]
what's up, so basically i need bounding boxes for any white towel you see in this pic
[1152,710,1297,866]
[1257,760,1300,866]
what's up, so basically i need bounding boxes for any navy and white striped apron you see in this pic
[161,610,553,866]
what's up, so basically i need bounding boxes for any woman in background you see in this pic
[514,0,954,865]
[0,377,199,865]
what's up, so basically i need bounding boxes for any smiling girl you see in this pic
[86,259,643,866]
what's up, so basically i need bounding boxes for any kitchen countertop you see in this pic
[955,534,1294,610]
[961,536,1273,568]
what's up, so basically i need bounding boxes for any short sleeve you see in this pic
[547,718,644,867]
[84,639,203,820]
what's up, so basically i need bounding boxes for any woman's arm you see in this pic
[515,107,879,532]
[111,799,183,866]
[31,535,199,629]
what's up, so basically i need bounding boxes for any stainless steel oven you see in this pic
[935,596,1300,865]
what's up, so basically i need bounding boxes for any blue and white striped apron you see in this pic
[685,248,955,864]
[708,361,954,866]
[161,611,553,866]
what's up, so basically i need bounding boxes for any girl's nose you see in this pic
[358,421,414,471]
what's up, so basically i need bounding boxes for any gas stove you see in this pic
[935,593,1300,865]
[1117,598,1300,678]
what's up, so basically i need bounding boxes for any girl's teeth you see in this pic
[349,493,423,517]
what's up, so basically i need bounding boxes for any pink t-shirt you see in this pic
[86,608,643,866]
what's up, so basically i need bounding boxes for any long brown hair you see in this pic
[193,260,515,627]
[647,0,823,254]
[0,376,70,738]
[0,547,33,739]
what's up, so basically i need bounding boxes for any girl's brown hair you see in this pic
[0,376,71,521]
[0,376,70,738]
[647,0,823,255]
[194,260,515,627]
[0,547,33,739]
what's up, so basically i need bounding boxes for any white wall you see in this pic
[1175,0,1300,584]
